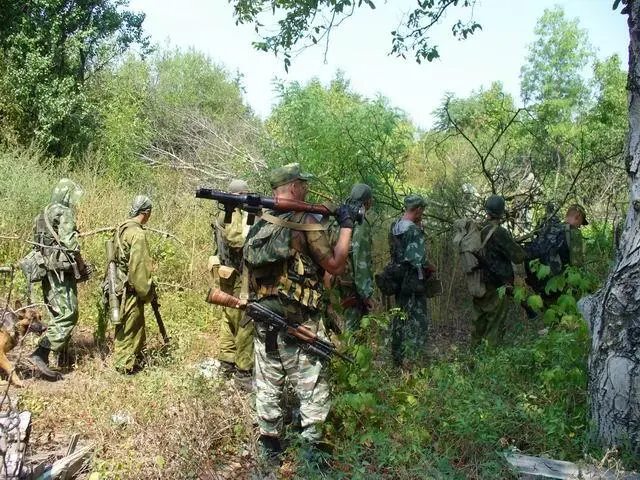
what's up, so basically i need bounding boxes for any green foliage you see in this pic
[0,0,148,156]
[265,74,411,208]
[320,312,591,479]
[230,0,480,66]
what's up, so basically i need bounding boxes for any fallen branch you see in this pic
[504,453,639,479]
[79,227,184,245]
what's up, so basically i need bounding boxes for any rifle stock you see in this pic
[205,289,352,363]
[150,290,169,345]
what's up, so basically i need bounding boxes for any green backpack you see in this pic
[243,212,296,269]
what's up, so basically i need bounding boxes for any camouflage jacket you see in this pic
[34,203,79,252]
[525,219,584,274]
[389,218,427,271]
[338,219,374,299]
[481,220,526,286]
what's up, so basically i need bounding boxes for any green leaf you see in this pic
[536,264,552,280]
[406,394,418,406]
[512,286,526,303]
[527,295,544,311]
[497,286,507,299]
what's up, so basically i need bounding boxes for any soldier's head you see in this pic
[566,204,588,227]
[129,195,153,224]
[348,183,373,211]
[51,178,83,208]
[228,179,249,195]
[403,194,427,223]
[484,195,505,220]
[269,163,313,201]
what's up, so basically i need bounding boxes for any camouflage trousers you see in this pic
[218,276,254,372]
[392,293,430,365]
[40,271,78,353]
[472,285,508,346]
[114,293,146,372]
[253,298,330,442]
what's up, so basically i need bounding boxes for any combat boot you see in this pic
[233,369,253,392]
[28,343,62,381]
[258,435,282,468]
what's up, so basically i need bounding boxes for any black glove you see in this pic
[335,204,355,229]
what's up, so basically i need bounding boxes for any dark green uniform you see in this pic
[389,218,430,365]
[472,221,526,345]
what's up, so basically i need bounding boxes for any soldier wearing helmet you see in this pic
[472,195,527,346]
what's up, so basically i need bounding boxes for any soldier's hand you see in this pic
[335,204,355,229]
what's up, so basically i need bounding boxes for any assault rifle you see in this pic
[195,188,363,225]
[151,287,170,346]
[206,288,353,363]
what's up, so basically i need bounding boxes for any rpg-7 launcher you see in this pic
[206,288,353,363]
[195,188,363,225]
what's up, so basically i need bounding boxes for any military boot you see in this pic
[233,369,253,392]
[258,435,282,468]
[28,342,62,381]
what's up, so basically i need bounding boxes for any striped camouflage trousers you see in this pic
[253,298,331,442]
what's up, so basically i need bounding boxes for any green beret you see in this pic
[269,163,314,189]
[348,183,372,203]
[404,194,427,210]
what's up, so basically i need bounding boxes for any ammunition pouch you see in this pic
[18,250,47,283]
[375,262,405,296]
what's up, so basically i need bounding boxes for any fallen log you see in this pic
[504,453,640,480]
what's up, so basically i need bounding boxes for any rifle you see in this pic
[150,288,170,345]
[195,188,364,225]
[206,288,353,363]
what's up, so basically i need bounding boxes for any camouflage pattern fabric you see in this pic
[36,179,83,352]
[253,298,330,442]
[340,218,374,331]
[215,209,254,372]
[472,221,526,346]
[389,217,430,364]
[41,273,78,352]
[269,163,314,189]
[114,219,153,372]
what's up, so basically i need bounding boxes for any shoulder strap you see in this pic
[481,224,498,249]
[43,205,62,247]
[115,220,141,257]
[260,211,325,232]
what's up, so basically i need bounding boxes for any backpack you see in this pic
[525,218,570,275]
[452,219,497,298]
[244,212,296,269]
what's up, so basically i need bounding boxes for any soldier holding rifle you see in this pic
[198,163,358,466]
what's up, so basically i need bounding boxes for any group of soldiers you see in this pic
[23,167,587,467]
[25,179,155,379]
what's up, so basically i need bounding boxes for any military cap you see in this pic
[269,163,314,189]
[404,194,428,210]
[228,179,249,194]
[51,178,83,207]
[348,183,372,203]
[484,195,505,217]
[129,194,153,218]
[567,204,588,225]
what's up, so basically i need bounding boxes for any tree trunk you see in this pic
[579,0,640,453]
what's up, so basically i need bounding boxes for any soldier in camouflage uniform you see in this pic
[210,179,254,388]
[113,195,154,373]
[246,163,355,463]
[28,179,86,380]
[336,183,374,332]
[472,195,526,346]
[524,204,587,304]
[389,194,432,366]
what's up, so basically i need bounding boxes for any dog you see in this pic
[0,300,47,387]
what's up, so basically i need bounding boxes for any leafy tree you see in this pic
[0,0,148,156]
[520,7,594,124]
[230,0,480,66]
[265,75,412,208]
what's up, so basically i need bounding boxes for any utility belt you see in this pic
[253,275,324,311]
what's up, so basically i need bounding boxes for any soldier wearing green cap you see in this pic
[333,183,374,332]
[247,162,357,464]
[28,178,87,380]
[524,203,587,305]
[388,193,432,366]
[472,195,527,346]
[210,178,253,389]
[112,195,154,373]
